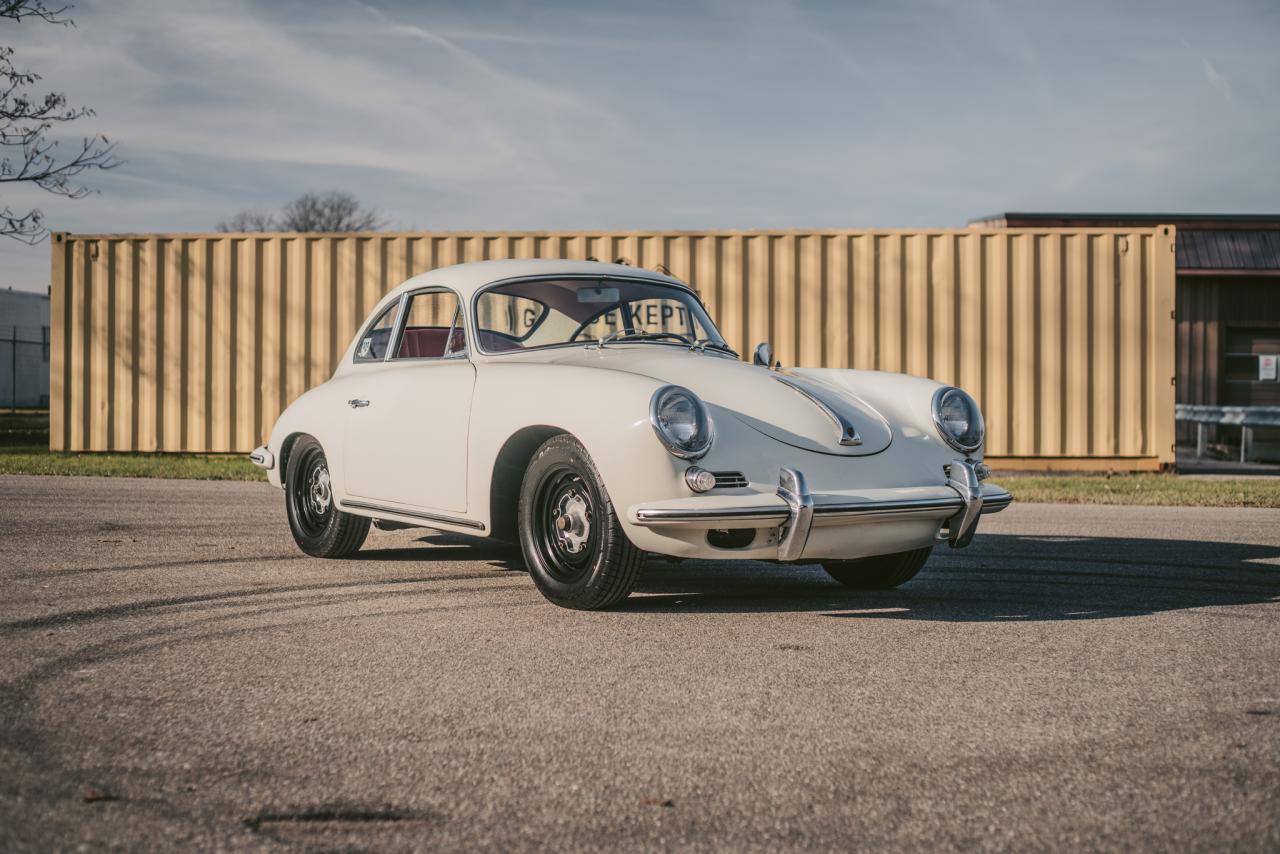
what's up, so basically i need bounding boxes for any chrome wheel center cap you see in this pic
[309,466,332,514]
[554,491,590,554]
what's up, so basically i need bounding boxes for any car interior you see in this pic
[355,279,719,361]
[398,326,466,358]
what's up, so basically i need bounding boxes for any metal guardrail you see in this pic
[1176,404,1280,462]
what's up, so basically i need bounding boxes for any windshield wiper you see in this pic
[596,330,693,348]
[690,339,739,358]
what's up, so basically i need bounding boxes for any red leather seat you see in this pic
[398,326,466,358]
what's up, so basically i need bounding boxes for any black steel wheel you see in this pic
[518,434,644,609]
[284,435,369,558]
[821,547,932,590]
[532,466,600,584]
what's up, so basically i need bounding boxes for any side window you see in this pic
[394,290,465,359]
[354,302,398,362]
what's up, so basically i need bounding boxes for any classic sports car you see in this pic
[251,259,1011,609]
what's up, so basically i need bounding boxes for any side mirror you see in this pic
[753,342,773,367]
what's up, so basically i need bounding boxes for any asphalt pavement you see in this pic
[1,475,1278,852]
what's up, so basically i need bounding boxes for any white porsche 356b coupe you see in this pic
[251,259,1010,609]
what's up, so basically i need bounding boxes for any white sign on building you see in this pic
[1260,354,1278,382]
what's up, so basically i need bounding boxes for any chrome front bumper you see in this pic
[632,459,1011,560]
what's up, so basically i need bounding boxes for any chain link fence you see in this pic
[1,324,50,411]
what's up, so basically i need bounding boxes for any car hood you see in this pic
[521,346,893,456]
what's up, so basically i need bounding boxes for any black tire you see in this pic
[284,435,370,558]
[517,434,644,610]
[821,547,932,590]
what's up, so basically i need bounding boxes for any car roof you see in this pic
[384,259,688,303]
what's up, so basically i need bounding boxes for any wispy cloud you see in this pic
[432,29,639,50]
[1180,36,1239,102]
[1201,57,1235,100]
[356,1,620,126]
[1,0,1276,292]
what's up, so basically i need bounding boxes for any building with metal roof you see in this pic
[972,214,1280,459]
[0,288,51,409]
[970,213,1280,275]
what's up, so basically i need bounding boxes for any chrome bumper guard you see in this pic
[777,468,814,560]
[944,459,983,547]
[633,459,1012,559]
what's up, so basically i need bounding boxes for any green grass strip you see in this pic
[992,474,1280,508]
[2,439,1277,506]
[0,445,265,481]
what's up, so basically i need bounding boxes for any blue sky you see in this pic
[2,0,1277,292]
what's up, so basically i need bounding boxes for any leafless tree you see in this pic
[215,209,278,233]
[278,191,385,232]
[1,1,120,243]
[218,191,386,233]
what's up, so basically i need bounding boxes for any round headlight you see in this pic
[932,386,984,453]
[650,385,713,459]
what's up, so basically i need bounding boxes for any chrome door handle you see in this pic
[348,399,370,408]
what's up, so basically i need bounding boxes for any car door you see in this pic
[344,288,475,514]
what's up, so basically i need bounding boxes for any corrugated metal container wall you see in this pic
[49,228,1177,468]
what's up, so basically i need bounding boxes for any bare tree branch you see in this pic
[0,2,118,243]
[0,1,73,24]
[0,203,42,242]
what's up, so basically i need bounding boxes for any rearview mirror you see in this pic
[753,342,773,367]
[577,286,620,304]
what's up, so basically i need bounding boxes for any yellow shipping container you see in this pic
[50,227,1176,469]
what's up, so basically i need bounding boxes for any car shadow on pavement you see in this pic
[622,534,1280,622]
[351,532,524,568]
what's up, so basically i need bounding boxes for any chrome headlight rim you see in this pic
[931,386,984,454]
[649,384,714,460]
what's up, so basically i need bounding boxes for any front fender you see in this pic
[262,375,362,490]
[468,363,686,532]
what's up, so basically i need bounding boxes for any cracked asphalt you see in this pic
[1,474,1278,852]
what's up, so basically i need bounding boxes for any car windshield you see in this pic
[473,278,730,354]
